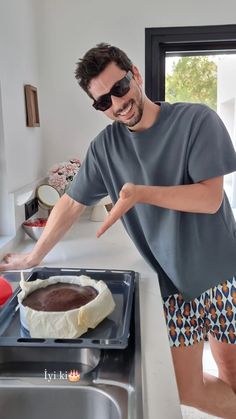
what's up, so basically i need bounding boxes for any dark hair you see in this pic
[75,43,133,96]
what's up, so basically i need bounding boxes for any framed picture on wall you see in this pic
[24,84,40,127]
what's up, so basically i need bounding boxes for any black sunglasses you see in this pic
[92,70,133,111]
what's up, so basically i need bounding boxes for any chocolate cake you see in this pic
[22,283,98,312]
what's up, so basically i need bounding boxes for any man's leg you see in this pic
[171,340,236,418]
[209,334,236,392]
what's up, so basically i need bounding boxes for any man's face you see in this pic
[88,62,144,129]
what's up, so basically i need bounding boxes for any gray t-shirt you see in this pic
[67,102,236,301]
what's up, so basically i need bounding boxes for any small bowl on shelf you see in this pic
[22,218,47,241]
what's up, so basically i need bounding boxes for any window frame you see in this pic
[145,24,236,101]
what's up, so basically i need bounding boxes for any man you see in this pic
[1,43,236,417]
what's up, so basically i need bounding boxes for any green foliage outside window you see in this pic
[165,56,217,111]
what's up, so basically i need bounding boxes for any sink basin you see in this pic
[0,277,143,419]
[0,346,101,376]
[0,384,127,419]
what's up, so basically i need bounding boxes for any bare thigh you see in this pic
[171,340,204,406]
[209,334,236,392]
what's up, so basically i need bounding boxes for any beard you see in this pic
[123,99,144,128]
[114,86,144,128]
[116,98,143,128]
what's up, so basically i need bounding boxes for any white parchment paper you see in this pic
[18,275,115,338]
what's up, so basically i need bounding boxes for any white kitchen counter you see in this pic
[12,209,182,419]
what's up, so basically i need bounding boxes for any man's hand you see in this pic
[96,183,139,238]
[0,195,86,272]
[0,253,38,271]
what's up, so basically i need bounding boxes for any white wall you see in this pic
[2,0,236,190]
[0,82,14,236]
[0,0,44,193]
[33,0,236,171]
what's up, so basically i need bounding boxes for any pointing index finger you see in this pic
[96,212,117,238]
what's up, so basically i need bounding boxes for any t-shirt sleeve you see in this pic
[66,141,108,205]
[187,106,236,183]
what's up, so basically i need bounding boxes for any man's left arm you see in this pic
[96,176,223,238]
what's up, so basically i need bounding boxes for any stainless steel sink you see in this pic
[0,385,127,419]
[0,280,143,419]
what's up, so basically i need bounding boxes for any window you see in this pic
[145,25,236,208]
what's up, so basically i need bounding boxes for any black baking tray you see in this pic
[0,267,137,349]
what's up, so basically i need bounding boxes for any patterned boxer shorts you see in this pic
[162,277,236,347]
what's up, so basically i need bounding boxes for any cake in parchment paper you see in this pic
[18,275,115,338]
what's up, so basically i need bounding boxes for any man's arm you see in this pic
[137,176,224,213]
[0,194,86,271]
[97,176,224,238]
